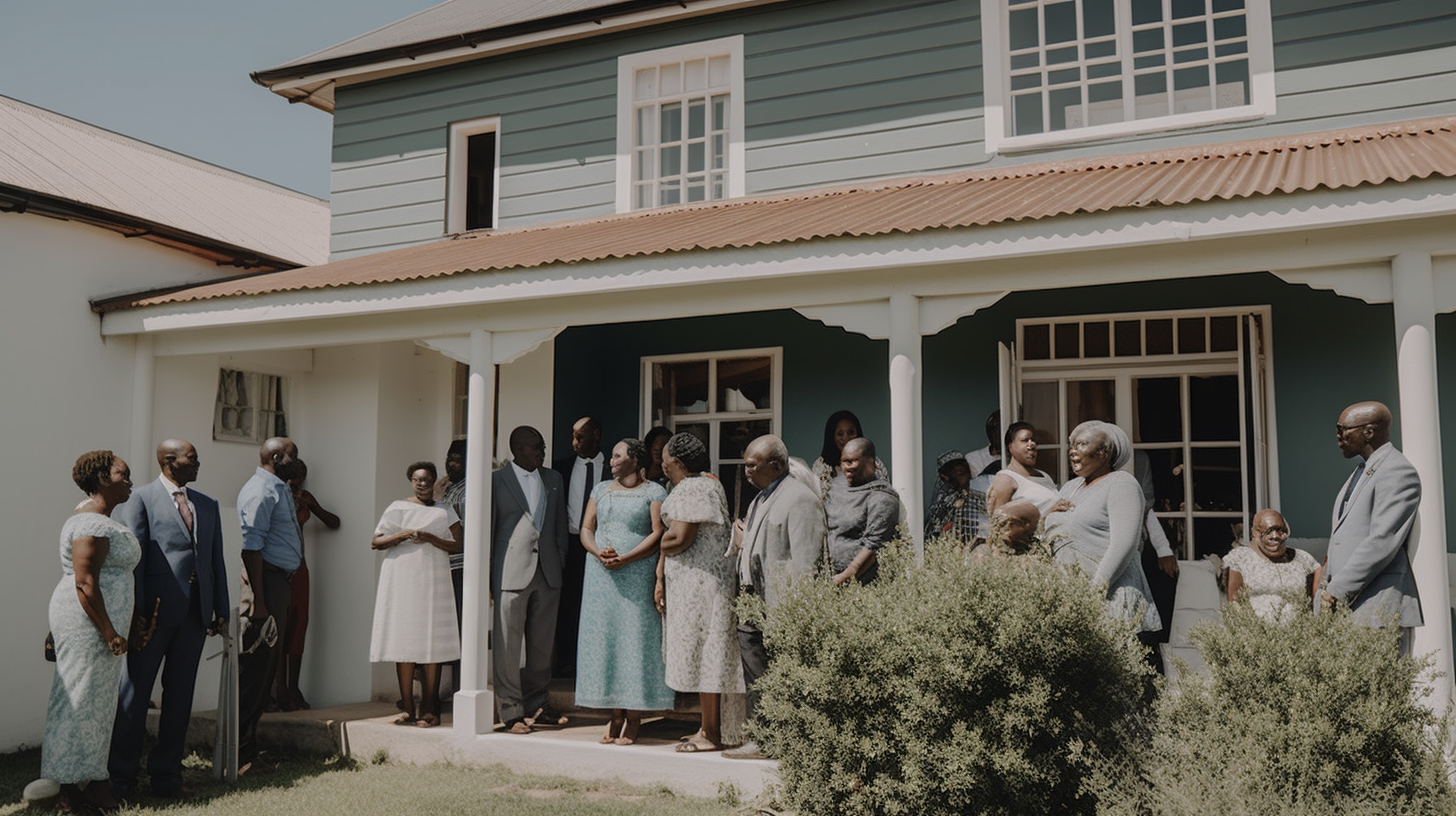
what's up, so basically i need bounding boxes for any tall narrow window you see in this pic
[447,116,500,233]
[982,0,1274,152]
[617,36,745,212]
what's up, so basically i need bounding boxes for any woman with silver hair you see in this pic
[653,433,745,753]
[1044,421,1161,632]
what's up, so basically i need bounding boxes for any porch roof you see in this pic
[93,115,1456,315]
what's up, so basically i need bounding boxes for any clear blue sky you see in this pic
[0,0,436,199]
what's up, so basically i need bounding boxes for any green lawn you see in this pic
[0,748,747,816]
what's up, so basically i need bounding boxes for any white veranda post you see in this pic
[454,329,496,737]
[888,294,924,560]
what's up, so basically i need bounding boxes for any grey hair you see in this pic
[750,434,790,469]
[1069,420,1133,471]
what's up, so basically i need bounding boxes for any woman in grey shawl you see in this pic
[1043,421,1161,632]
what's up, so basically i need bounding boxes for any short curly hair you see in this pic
[73,450,117,494]
[617,438,649,474]
[405,460,437,480]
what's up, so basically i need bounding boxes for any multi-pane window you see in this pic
[984,0,1273,151]
[214,368,288,444]
[617,36,744,211]
[642,348,780,520]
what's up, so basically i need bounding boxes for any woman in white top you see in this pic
[1225,508,1320,623]
[370,460,462,728]
[986,422,1059,517]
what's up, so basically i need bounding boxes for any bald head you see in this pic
[744,434,788,489]
[841,437,877,486]
[994,501,1040,546]
[572,416,602,459]
[1336,400,1392,460]
[259,437,300,479]
[509,425,546,472]
[157,438,200,487]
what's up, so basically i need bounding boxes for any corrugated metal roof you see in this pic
[0,95,329,267]
[99,115,1456,313]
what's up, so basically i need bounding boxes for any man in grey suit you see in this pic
[492,426,570,733]
[109,439,229,799]
[1322,401,1423,648]
[724,434,825,760]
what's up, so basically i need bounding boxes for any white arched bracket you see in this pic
[417,325,563,365]
[1391,252,1455,716]
[795,292,1009,340]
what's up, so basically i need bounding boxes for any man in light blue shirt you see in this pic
[236,437,303,773]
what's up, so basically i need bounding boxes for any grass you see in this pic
[0,747,743,816]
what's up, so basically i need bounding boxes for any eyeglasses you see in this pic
[1335,422,1375,435]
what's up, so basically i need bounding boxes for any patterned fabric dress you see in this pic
[1224,545,1319,623]
[369,500,461,663]
[660,476,745,695]
[42,512,140,783]
[575,479,676,710]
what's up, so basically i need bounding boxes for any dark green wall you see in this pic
[551,310,888,467]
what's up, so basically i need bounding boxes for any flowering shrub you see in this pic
[754,538,1151,816]
[1106,601,1456,816]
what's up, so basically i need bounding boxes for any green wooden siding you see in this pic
[326,0,1456,258]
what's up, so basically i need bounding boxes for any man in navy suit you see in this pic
[109,439,229,798]
[492,425,569,732]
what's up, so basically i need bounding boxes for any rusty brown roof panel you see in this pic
[98,115,1456,313]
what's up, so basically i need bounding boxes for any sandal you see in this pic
[417,713,440,728]
[392,713,418,726]
[505,718,532,735]
[599,716,625,744]
[675,735,724,753]
[526,706,569,728]
[613,717,642,746]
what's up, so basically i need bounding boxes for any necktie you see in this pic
[173,489,194,535]
[576,463,594,524]
[1339,463,1363,515]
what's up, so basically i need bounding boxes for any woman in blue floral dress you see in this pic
[43,451,140,814]
[575,438,671,745]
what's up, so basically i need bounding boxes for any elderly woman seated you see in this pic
[1043,421,1162,634]
[1224,509,1320,622]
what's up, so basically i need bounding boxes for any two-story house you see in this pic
[95,0,1456,732]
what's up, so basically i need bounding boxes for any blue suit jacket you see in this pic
[114,478,230,629]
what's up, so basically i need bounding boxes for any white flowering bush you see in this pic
[754,538,1152,816]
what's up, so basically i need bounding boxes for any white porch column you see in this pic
[1391,251,1454,714]
[454,329,496,737]
[888,294,924,559]
[129,334,155,479]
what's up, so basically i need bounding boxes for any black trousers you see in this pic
[736,623,769,722]
[238,565,291,765]
[552,533,586,677]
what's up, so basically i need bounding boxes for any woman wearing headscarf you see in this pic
[576,438,672,745]
[652,433,745,753]
[1043,421,1161,632]
[43,451,139,814]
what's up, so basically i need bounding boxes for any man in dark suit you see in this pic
[1322,401,1423,650]
[552,416,607,677]
[492,426,569,732]
[109,439,229,799]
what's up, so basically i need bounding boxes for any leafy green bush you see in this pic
[754,538,1152,816]
[1105,601,1455,816]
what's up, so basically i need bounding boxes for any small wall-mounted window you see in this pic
[214,368,289,444]
[447,116,501,233]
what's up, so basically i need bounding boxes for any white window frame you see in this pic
[213,368,289,445]
[446,115,501,233]
[981,0,1276,154]
[615,35,746,213]
[1011,306,1276,559]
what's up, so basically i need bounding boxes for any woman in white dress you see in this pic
[1225,509,1320,623]
[370,461,462,727]
[985,421,1059,518]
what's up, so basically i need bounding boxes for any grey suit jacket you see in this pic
[744,476,825,609]
[114,478,230,629]
[1325,443,1423,627]
[490,465,568,599]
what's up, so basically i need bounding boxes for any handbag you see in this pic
[44,631,56,662]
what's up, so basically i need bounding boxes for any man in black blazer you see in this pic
[491,426,569,732]
[552,416,607,677]
[109,439,229,798]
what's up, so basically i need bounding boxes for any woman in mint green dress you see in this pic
[42,451,140,814]
[576,438,671,745]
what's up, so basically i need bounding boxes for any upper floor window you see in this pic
[446,116,500,233]
[982,0,1274,153]
[616,36,745,212]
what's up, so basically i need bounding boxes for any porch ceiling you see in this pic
[93,115,1456,316]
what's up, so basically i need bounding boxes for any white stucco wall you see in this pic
[0,213,249,752]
